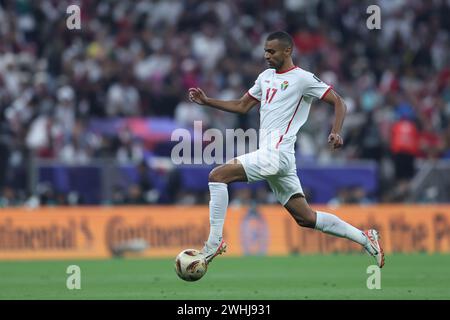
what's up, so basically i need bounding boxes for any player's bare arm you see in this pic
[321,88,347,149]
[188,87,258,114]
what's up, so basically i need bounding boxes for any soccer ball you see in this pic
[174,249,208,281]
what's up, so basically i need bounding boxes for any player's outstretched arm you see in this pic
[321,88,347,149]
[188,87,258,114]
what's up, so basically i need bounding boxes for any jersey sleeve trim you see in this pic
[246,91,260,102]
[320,86,333,99]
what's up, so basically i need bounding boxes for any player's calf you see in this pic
[284,195,317,228]
[290,211,316,228]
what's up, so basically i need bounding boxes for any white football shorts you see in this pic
[235,148,304,205]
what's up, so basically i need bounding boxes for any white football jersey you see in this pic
[247,66,331,153]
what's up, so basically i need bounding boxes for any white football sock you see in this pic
[315,211,367,246]
[207,182,228,246]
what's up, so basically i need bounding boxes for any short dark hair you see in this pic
[266,31,294,49]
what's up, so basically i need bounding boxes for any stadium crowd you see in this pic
[0,0,449,206]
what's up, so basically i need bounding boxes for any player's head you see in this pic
[264,31,294,70]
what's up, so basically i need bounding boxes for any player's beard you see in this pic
[270,59,283,71]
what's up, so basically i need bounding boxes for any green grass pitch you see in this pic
[1,254,449,300]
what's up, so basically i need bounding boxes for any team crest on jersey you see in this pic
[280,80,289,91]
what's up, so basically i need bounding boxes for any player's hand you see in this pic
[328,132,343,149]
[188,87,208,105]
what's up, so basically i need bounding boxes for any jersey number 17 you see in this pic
[265,88,278,103]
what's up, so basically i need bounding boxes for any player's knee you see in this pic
[208,167,227,183]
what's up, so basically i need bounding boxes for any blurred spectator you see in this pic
[0,140,9,190]
[25,113,63,158]
[328,186,372,205]
[353,111,384,162]
[35,182,60,206]
[230,187,252,208]
[0,186,19,207]
[124,184,146,205]
[443,126,450,159]
[174,97,211,128]
[106,77,141,117]
[55,86,76,132]
[175,190,197,205]
[58,119,97,164]
[348,186,372,204]
[255,184,277,204]
[390,104,420,182]
[111,185,126,205]
[115,126,145,164]
[136,160,159,203]
[192,24,225,71]
[419,122,445,159]
[328,187,351,206]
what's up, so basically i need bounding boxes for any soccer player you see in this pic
[188,31,385,268]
